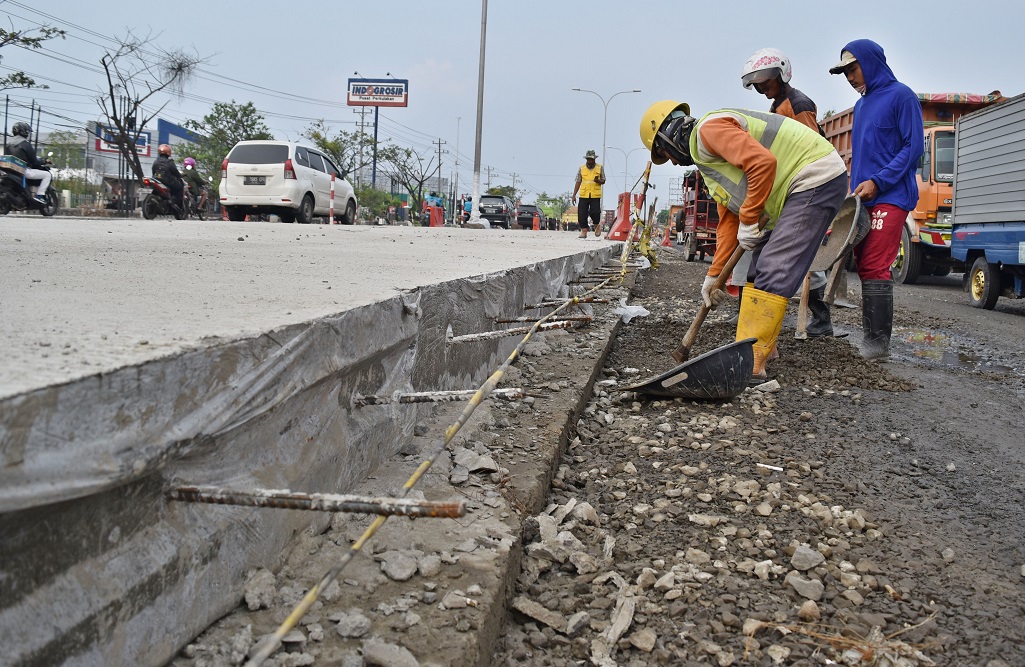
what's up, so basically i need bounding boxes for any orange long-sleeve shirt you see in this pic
[698,116,777,277]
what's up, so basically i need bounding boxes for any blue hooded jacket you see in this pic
[842,39,924,210]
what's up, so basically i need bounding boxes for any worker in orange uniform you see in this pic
[639,101,848,383]
[742,47,834,338]
[571,150,606,238]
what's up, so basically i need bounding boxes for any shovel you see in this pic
[620,338,755,400]
[671,246,746,363]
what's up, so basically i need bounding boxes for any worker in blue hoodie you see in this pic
[829,39,923,360]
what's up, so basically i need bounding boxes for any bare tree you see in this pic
[303,120,374,181]
[0,23,66,91]
[380,144,438,214]
[96,31,207,179]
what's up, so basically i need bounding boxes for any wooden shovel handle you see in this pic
[672,246,746,362]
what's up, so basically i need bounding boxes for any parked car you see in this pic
[476,195,516,229]
[516,203,544,229]
[219,141,357,224]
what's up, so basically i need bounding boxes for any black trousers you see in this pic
[579,197,601,229]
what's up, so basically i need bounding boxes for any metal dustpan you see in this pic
[620,338,755,400]
[809,195,870,272]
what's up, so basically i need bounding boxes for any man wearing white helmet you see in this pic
[742,48,820,133]
[741,48,834,339]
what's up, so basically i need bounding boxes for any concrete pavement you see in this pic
[0,217,616,399]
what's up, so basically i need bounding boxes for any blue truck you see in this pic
[950,93,1025,309]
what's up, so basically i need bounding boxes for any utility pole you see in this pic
[510,172,518,201]
[486,166,492,191]
[353,107,370,189]
[468,0,488,226]
[434,137,446,194]
[453,117,460,224]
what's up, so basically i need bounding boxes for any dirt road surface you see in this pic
[495,251,1024,666]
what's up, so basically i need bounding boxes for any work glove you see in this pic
[700,274,727,309]
[737,222,763,250]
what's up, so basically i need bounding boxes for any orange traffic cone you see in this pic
[532,212,540,230]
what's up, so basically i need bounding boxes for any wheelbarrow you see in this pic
[619,338,756,400]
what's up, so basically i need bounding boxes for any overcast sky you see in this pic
[2,0,1020,207]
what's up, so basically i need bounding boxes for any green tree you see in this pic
[536,191,570,219]
[43,130,85,171]
[355,186,402,219]
[657,208,670,225]
[0,25,65,90]
[184,100,273,190]
[303,120,373,183]
[486,184,516,198]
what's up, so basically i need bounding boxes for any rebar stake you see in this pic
[448,320,576,343]
[495,315,593,324]
[353,388,524,407]
[168,486,467,518]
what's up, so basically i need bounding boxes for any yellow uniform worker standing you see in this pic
[571,149,606,238]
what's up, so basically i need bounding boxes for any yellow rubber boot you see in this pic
[735,287,789,381]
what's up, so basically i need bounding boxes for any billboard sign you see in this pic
[347,78,409,107]
[94,125,151,157]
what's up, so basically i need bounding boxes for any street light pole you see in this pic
[571,88,641,214]
[606,146,645,193]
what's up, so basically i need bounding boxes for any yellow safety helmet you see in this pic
[639,100,691,165]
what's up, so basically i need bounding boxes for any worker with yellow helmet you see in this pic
[639,100,847,383]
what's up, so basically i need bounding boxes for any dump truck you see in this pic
[950,93,1025,308]
[821,91,1005,283]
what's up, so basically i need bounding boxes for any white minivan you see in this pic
[219,141,358,224]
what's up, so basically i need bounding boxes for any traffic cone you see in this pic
[532,212,540,230]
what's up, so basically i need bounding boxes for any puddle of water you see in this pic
[902,329,1012,373]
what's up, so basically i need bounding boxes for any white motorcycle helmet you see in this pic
[741,48,792,89]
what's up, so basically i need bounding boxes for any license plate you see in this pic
[243,176,266,185]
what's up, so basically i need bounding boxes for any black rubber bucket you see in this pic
[620,338,755,399]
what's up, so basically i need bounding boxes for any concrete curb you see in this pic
[173,271,637,666]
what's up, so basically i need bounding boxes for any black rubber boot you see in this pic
[861,280,893,360]
[806,286,834,337]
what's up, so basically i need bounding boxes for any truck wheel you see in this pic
[682,233,696,261]
[967,257,1000,309]
[891,226,921,284]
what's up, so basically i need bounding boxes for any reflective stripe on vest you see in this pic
[578,164,602,198]
[689,108,833,225]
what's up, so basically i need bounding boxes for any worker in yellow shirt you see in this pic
[571,149,606,238]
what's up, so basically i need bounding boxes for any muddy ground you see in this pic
[495,249,1025,666]
[173,246,1023,667]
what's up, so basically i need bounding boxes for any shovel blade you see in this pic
[622,338,755,400]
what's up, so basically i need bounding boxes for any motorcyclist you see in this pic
[151,143,184,212]
[5,122,51,204]
[181,157,208,212]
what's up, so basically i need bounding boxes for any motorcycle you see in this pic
[141,177,186,220]
[184,182,207,221]
[0,159,58,217]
